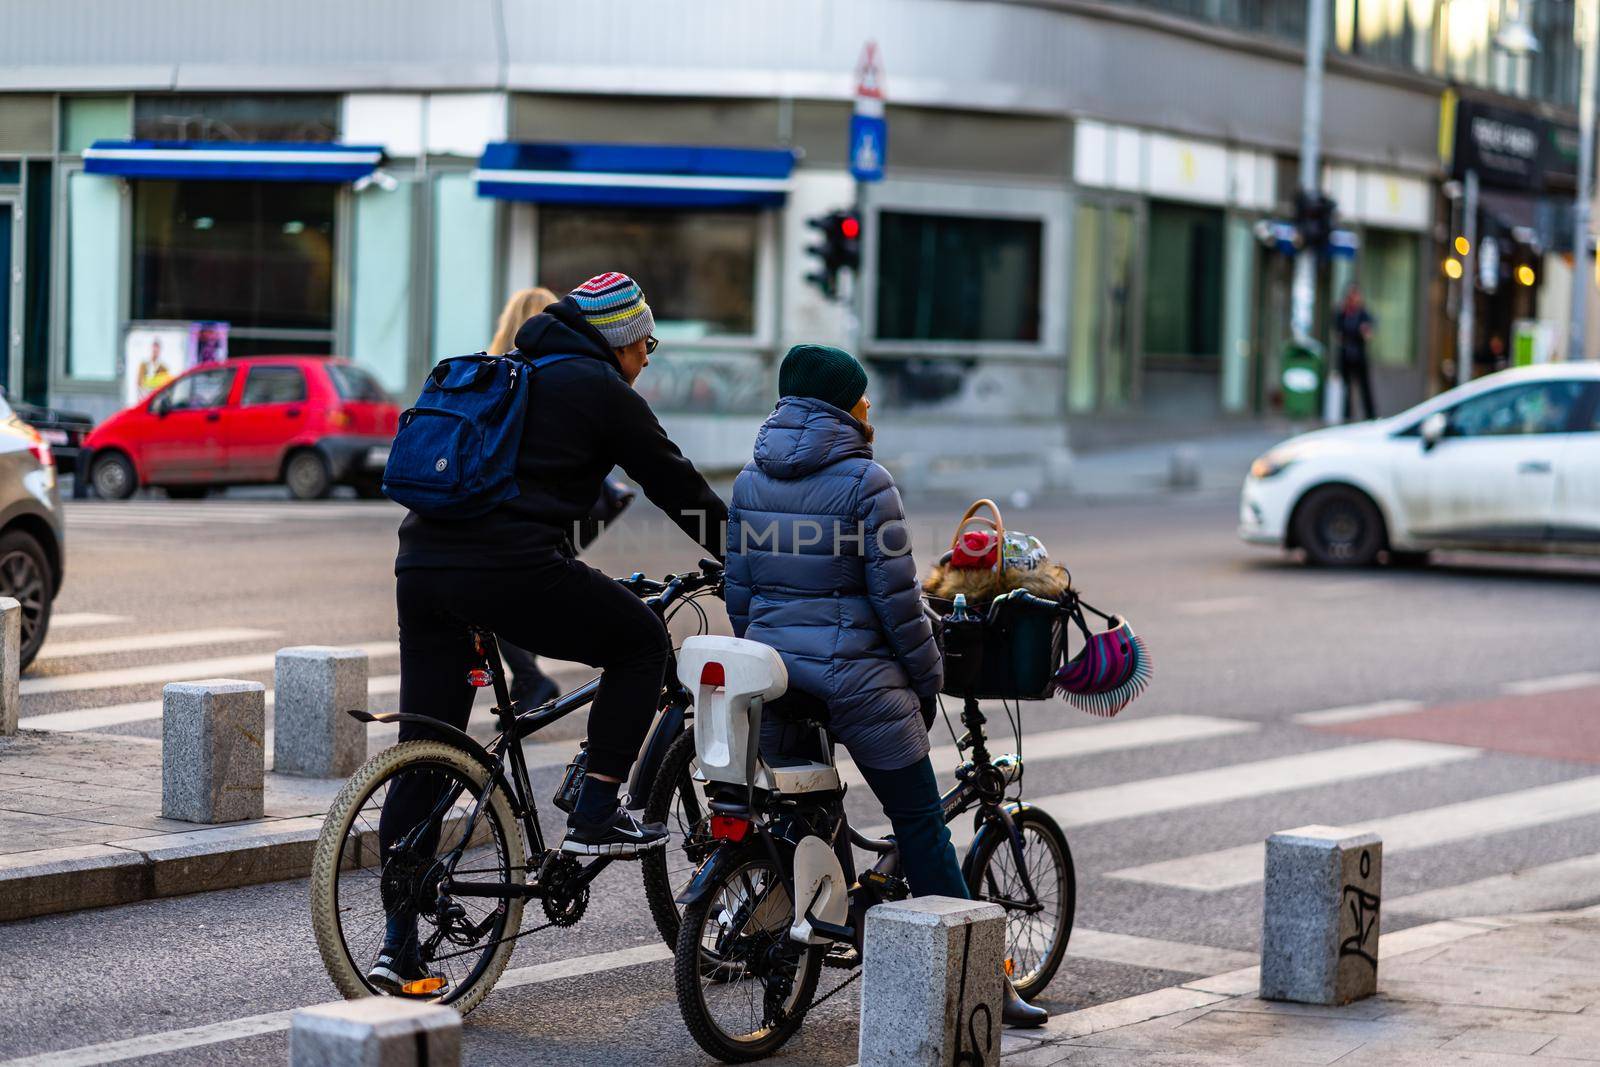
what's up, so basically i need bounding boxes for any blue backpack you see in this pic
[382,351,579,518]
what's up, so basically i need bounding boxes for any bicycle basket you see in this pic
[927,590,1064,701]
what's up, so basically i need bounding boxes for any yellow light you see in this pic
[1004,957,1016,977]
[1517,264,1536,287]
[400,977,447,996]
[1454,236,1471,256]
[1443,258,1464,279]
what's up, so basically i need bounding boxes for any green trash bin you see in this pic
[1280,340,1324,419]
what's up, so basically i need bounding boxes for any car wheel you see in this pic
[90,452,138,500]
[0,529,54,669]
[284,450,332,501]
[165,486,209,500]
[1294,486,1385,567]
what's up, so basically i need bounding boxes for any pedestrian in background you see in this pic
[491,286,560,355]
[1334,283,1377,422]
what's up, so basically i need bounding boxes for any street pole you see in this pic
[1458,169,1478,388]
[1295,0,1331,417]
[1571,0,1598,361]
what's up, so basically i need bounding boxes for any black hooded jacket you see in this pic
[396,296,727,572]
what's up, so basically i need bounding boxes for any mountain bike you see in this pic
[670,625,1076,1062]
[308,560,723,1015]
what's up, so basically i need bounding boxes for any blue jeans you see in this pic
[857,755,971,901]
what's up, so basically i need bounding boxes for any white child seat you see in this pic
[677,635,841,795]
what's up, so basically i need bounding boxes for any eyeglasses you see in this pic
[644,336,659,355]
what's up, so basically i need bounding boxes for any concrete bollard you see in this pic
[273,646,368,777]
[1167,444,1201,489]
[1260,825,1382,1005]
[290,998,460,1067]
[859,896,1007,1066]
[161,679,266,823]
[0,597,17,736]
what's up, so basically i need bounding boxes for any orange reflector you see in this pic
[466,668,493,688]
[709,814,750,842]
[700,662,725,688]
[401,976,446,995]
[1004,957,1015,977]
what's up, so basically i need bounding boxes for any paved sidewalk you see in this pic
[1003,908,1600,1064]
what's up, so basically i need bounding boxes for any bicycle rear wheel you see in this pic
[966,804,1075,1000]
[674,846,822,1062]
[310,740,526,1016]
[640,730,714,946]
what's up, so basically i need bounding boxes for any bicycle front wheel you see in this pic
[966,804,1075,1000]
[310,740,526,1016]
[640,730,714,947]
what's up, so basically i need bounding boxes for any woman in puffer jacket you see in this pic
[725,344,1046,1028]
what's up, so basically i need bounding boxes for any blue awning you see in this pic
[83,141,384,183]
[475,142,795,208]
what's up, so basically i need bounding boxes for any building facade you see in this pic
[0,0,1583,476]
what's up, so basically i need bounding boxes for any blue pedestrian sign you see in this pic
[850,113,886,183]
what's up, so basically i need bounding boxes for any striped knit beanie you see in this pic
[568,272,656,349]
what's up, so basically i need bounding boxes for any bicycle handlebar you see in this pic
[618,558,725,606]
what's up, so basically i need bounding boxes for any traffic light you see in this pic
[805,210,861,300]
[1294,191,1337,252]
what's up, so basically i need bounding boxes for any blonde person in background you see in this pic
[490,286,560,356]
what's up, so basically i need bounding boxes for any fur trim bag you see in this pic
[923,498,1072,604]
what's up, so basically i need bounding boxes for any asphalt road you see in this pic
[3,483,1599,1065]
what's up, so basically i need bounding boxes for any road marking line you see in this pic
[1386,851,1600,919]
[1501,672,1600,696]
[1107,775,1600,891]
[37,627,278,661]
[19,643,399,696]
[1064,929,1256,975]
[22,674,404,732]
[1172,596,1262,617]
[48,613,128,629]
[0,941,668,1067]
[1292,699,1424,726]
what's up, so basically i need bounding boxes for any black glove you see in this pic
[919,693,940,730]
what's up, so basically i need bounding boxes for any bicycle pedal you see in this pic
[860,870,908,898]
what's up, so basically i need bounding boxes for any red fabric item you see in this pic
[949,529,1000,570]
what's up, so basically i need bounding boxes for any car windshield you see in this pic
[327,364,387,403]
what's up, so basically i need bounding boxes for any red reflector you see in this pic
[700,662,726,688]
[709,815,750,842]
[466,668,493,688]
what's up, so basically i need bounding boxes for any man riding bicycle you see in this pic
[376,272,726,991]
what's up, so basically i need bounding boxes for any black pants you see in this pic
[1340,356,1377,421]
[379,556,669,855]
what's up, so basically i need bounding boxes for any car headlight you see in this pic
[1249,451,1297,479]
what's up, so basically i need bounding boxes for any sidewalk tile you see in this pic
[1030,987,1231,1042]
[1535,1035,1600,1061]
[1441,1028,1557,1055]
[1247,1035,1365,1064]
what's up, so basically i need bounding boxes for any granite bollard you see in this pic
[859,896,1006,1066]
[1260,824,1382,1005]
[0,597,17,736]
[161,679,266,823]
[273,646,368,777]
[290,997,460,1067]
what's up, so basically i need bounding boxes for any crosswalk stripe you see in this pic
[23,674,405,732]
[1107,775,1600,891]
[1501,671,1600,696]
[48,613,129,629]
[19,642,399,696]
[37,627,278,661]
[1292,699,1424,726]
[1386,852,1600,918]
[1063,929,1255,975]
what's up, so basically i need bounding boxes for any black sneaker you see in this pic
[561,806,668,858]
[367,941,448,997]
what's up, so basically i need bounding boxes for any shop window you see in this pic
[875,211,1042,343]
[1143,202,1223,359]
[132,180,336,332]
[133,94,338,143]
[1360,229,1419,368]
[67,172,121,381]
[62,97,130,154]
[537,208,759,338]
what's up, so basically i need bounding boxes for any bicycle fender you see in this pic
[626,699,689,812]
[674,842,752,908]
[962,801,1053,886]
[347,710,502,777]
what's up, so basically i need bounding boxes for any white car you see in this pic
[1240,363,1600,566]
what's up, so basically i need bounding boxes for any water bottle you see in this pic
[944,593,985,696]
[553,741,589,813]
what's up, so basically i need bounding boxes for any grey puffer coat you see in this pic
[725,396,942,771]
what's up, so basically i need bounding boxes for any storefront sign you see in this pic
[851,41,887,183]
[1445,96,1578,193]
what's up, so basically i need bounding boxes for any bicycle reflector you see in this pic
[700,662,726,689]
[466,668,493,688]
[709,814,750,842]
[401,976,447,996]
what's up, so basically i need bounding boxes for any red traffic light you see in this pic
[840,215,860,240]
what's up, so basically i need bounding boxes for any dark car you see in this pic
[2,389,94,477]
[83,357,399,501]
[0,391,64,667]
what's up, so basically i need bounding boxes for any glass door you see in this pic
[1069,198,1142,413]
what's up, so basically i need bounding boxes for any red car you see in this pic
[84,357,399,500]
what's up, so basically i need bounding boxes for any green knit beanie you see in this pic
[778,344,868,414]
